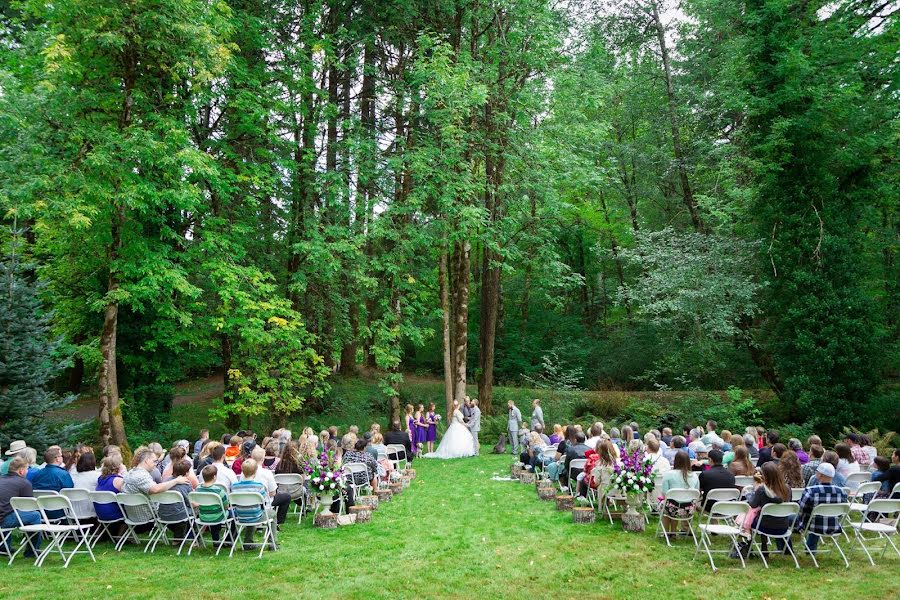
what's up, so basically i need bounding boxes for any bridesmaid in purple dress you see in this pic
[405,404,417,456]
[425,403,438,453]
[415,404,428,451]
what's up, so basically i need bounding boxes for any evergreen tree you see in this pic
[0,233,79,452]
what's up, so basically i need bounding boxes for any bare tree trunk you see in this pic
[599,191,631,318]
[452,240,470,405]
[651,0,703,233]
[440,249,455,419]
[98,205,128,452]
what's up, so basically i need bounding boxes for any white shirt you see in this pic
[71,469,101,491]
[585,436,602,450]
[646,451,671,475]
[214,462,237,491]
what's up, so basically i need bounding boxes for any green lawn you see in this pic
[3,453,896,599]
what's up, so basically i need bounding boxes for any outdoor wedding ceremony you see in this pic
[0,0,898,598]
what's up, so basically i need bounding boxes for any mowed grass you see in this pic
[3,454,897,599]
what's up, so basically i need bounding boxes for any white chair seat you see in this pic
[849,502,868,512]
[700,524,742,536]
[20,524,87,534]
[851,521,896,534]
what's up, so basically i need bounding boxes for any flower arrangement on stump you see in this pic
[306,449,345,515]
[608,447,654,532]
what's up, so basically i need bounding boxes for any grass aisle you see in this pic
[3,454,896,599]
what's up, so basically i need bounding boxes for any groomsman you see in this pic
[462,396,473,423]
[531,399,544,430]
[507,400,522,455]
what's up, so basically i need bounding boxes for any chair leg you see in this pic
[804,535,820,568]
[855,530,876,566]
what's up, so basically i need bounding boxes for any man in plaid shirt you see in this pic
[846,433,872,468]
[794,462,847,552]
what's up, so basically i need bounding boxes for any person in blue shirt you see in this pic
[29,447,74,492]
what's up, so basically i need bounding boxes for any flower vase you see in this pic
[317,491,338,516]
[621,493,645,532]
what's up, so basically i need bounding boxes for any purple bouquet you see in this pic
[608,447,655,495]
[305,448,345,493]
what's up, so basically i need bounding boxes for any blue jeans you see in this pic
[1,511,42,554]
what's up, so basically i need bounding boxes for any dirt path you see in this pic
[61,373,225,421]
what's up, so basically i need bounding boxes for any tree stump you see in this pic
[573,507,595,524]
[556,495,574,511]
[376,489,392,503]
[537,478,553,490]
[401,475,412,489]
[389,482,403,496]
[511,463,523,477]
[314,512,338,529]
[357,495,379,510]
[403,468,416,480]
[520,471,536,485]
[538,486,557,501]
[349,505,372,524]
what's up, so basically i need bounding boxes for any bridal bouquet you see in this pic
[608,448,655,495]
[306,449,345,493]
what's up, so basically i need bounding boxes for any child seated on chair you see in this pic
[195,465,234,543]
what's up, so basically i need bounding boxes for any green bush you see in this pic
[128,419,194,449]
[123,384,175,432]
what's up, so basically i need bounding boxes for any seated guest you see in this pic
[579,440,617,499]
[195,465,233,543]
[659,451,699,534]
[210,445,237,491]
[801,445,825,483]
[859,435,877,466]
[0,457,42,556]
[533,424,550,445]
[584,423,605,450]
[744,462,792,553]
[788,439,809,464]
[660,427,673,446]
[871,456,892,497]
[369,433,394,480]
[261,444,280,471]
[343,439,378,504]
[124,448,192,527]
[71,451,101,491]
[162,446,199,489]
[30,447,74,492]
[94,455,125,524]
[779,449,805,489]
[608,427,621,448]
[645,438,671,475]
[384,420,413,464]
[232,459,275,544]
[549,424,564,445]
[794,463,848,553]
[157,459,193,537]
[231,440,256,476]
[224,436,242,463]
[193,429,209,457]
[664,436,695,465]
[807,451,847,488]
[756,431,779,467]
[728,446,754,477]
[743,433,759,459]
[194,441,218,473]
[619,426,635,451]
[872,449,900,498]
[1,440,28,475]
[21,448,39,481]
[701,420,723,448]
[698,449,735,511]
[239,454,291,525]
[722,435,744,467]
[835,443,860,480]
[845,433,872,469]
[560,432,590,489]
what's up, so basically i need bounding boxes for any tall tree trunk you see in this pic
[599,191,631,318]
[651,0,703,233]
[452,240,470,405]
[221,333,240,430]
[440,249,455,419]
[98,204,128,451]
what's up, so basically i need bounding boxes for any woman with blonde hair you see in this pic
[723,434,745,467]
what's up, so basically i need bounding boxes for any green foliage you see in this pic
[122,384,174,433]
[837,426,897,457]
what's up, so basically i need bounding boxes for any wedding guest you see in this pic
[661,427,673,446]
[835,443,860,480]
[195,465,233,543]
[779,449,805,489]
[728,446,754,477]
[788,439,809,464]
[579,440,616,499]
[561,433,590,488]
[794,463,847,553]
[659,451,699,534]
[531,399,545,431]
[549,424,564,445]
[807,451,847,488]
[745,462,792,553]
[646,438,671,475]
[802,445,825,484]
[743,433,759,459]
[757,431,780,467]
[722,435,745,467]
[414,404,427,452]
[845,433,872,469]
[71,452,101,491]
[699,449,735,511]
[194,429,209,456]
[30,447,74,492]
[384,420,413,464]
[872,449,900,498]
[859,435,877,465]
[0,457,41,556]
[210,445,237,491]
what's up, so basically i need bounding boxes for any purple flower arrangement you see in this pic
[608,447,655,495]
[305,448,345,493]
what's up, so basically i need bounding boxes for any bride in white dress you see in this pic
[424,401,476,459]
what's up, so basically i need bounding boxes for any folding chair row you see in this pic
[5,495,95,568]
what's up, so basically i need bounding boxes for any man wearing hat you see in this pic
[0,441,28,476]
[794,462,848,553]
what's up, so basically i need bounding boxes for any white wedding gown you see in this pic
[423,409,476,459]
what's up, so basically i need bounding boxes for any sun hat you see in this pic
[5,440,26,456]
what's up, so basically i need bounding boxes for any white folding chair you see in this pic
[891,482,900,498]
[790,488,805,502]
[656,488,701,546]
[845,472,871,493]
[32,490,60,498]
[34,495,96,568]
[187,491,234,555]
[386,444,408,471]
[7,497,47,565]
[88,491,127,549]
[61,488,96,521]
[703,488,740,512]
[849,498,900,566]
[344,462,374,500]
[734,476,754,494]
[749,502,801,569]
[849,482,882,513]
[228,491,277,559]
[693,500,750,571]
[274,473,306,522]
[114,493,157,552]
[148,491,195,554]
[567,459,587,496]
[797,502,851,568]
